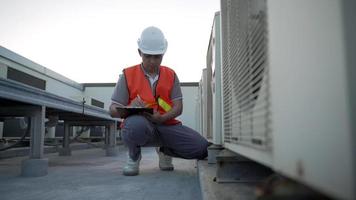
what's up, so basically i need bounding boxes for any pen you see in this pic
[136,94,145,107]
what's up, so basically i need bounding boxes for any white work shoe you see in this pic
[123,154,141,176]
[156,147,174,171]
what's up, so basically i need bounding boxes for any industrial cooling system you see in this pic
[204,0,356,199]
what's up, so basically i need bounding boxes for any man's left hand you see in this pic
[144,110,165,124]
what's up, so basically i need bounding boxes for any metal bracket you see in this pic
[216,149,272,183]
[207,144,224,164]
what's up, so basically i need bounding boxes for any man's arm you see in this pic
[168,99,183,119]
[109,102,128,118]
[109,74,129,118]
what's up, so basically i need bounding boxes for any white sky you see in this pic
[0,0,220,83]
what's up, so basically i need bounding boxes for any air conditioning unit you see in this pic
[208,12,223,145]
[220,0,356,199]
[199,68,213,140]
[195,94,202,134]
[197,78,204,135]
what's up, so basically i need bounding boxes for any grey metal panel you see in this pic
[201,69,208,139]
[221,0,271,150]
[0,78,112,121]
[219,0,356,199]
[342,1,356,196]
[204,30,213,141]
[0,46,83,91]
[267,1,354,199]
[212,12,223,145]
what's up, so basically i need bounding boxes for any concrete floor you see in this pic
[0,146,202,200]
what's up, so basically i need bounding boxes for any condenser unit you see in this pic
[197,78,204,135]
[208,12,223,145]
[219,0,355,199]
[199,68,213,140]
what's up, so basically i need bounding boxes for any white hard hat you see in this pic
[137,26,168,55]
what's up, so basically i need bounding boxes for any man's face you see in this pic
[139,50,163,69]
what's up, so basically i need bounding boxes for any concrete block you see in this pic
[21,158,48,177]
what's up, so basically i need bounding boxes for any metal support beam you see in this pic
[109,122,116,146]
[29,106,45,159]
[104,125,109,147]
[20,105,48,177]
[58,122,71,156]
[106,122,118,156]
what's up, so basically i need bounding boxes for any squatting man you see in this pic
[109,26,209,176]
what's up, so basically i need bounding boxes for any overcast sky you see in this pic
[0,0,220,83]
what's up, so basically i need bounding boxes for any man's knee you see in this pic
[122,115,147,131]
[121,115,150,143]
[182,140,209,159]
[194,140,209,159]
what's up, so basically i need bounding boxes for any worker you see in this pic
[109,26,209,176]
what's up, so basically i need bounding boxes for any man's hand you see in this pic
[109,103,128,118]
[129,95,146,107]
[144,110,165,124]
[143,99,183,124]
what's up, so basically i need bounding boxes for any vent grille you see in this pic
[221,0,271,150]
[91,98,104,108]
[7,67,46,90]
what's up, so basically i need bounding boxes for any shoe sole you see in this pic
[123,171,139,176]
[159,166,174,171]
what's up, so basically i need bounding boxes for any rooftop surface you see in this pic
[0,147,202,200]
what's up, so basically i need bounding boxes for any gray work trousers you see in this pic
[121,115,209,161]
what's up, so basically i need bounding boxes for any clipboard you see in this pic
[116,107,154,116]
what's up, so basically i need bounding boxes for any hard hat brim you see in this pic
[139,47,167,55]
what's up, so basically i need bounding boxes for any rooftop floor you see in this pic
[0,146,202,200]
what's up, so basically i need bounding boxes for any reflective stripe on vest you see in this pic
[157,97,172,112]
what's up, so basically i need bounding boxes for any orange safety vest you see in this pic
[123,64,181,125]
